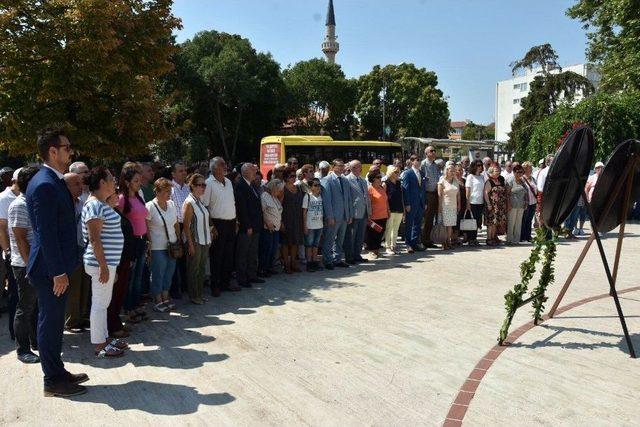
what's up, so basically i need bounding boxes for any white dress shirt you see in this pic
[202,175,236,220]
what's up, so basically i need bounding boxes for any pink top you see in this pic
[118,194,149,237]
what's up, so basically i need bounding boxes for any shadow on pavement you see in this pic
[71,380,235,414]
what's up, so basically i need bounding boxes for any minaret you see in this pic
[321,0,339,64]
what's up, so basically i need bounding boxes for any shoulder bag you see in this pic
[153,202,183,259]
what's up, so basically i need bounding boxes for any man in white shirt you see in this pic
[501,161,513,180]
[202,157,241,295]
[0,167,20,340]
[170,162,189,297]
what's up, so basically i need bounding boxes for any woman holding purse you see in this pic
[145,178,180,313]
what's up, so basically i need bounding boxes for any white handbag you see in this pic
[460,209,477,231]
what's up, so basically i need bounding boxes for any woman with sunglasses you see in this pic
[182,174,211,304]
[365,170,390,258]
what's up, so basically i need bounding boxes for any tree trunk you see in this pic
[231,105,243,162]
[214,100,230,160]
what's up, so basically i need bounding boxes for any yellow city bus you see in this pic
[259,135,403,177]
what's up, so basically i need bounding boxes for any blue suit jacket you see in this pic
[26,166,79,279]
[401,168,425,209]
[321,173,353,223]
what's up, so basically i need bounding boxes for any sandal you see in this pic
[163,300,176,310]
[153,302,169,313]
[109,338,129,350]
[95,343,124,358]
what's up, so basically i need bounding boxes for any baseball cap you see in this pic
[12,167,22,182]
[595,161,604,168]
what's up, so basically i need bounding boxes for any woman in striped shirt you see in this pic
[82,167,126,358]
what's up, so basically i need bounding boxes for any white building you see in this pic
[494,63,600,142]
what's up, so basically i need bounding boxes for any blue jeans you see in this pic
[259,229,280,273]
[322,220,347,264]
[521,204,536,241]
[124,236,147,311]
[564,204,581,231]
[344,217,366,261]
[304,228,322,248]
[150,250,176,297]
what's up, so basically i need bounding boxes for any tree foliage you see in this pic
[568,0,640,91]
[510,43,560,75]
[526,91,640,164]
[283,58,356,139]
[508,44,595,160]
[355,63,450,140]
[169,30,287,162]
[0,0,181,159]
[461,121,495,141]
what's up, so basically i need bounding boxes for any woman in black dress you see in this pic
[280,167,305,273]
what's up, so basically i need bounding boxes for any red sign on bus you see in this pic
[260,143,281,178]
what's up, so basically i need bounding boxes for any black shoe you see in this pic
[346,259,356,265]
[44,382,87,398]
[354,257,366,263]
[211,287,222,298]
[306,264,317,272]
[17,352,40,364]
[240,281,252,288]
[335,261,350,268]
[314,262,324,270]
[66,372,90,385]
[324,263,335,270]
[256,271,270,278]
[424,243,438,249]
[250,278,266,284]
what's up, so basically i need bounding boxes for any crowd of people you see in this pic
[0,127,636,397]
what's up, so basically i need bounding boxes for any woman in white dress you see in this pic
[438,164,460,250]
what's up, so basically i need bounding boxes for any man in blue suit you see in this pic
[401,155,426,253]
[26,128,88,397]
[344,160,371,264]
[321,159,353,270]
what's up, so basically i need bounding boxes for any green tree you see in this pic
[170,30,287,162]
[355,63,450,140]
[0,0,181,159]
[568,0,640,92]
[527,91,640,163]
[461,121,495,140]
[508,44,595,160]
[283,58,357,139]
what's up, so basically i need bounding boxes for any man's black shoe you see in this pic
[335,261,350,268]
[354,257,367,263]
[324,263,335,270]
[256,271,270,278]
[66,372,89,385]
[250,278,266,284]
[346,259,356,265]
[424,243,438,249]
[240,281,252,288]
[17,352,40,364]
[44,382,87,397]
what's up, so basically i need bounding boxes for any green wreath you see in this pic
[498,227,558,344]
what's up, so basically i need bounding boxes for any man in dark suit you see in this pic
[26,128,88,397]
[401,155,426,253]
[234,163,264,288]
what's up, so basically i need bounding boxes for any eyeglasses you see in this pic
[56,143,73,152]
[193,183,206,188]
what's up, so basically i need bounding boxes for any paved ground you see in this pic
[1,224,639,426]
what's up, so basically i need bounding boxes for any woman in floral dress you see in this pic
[483,163,509,246]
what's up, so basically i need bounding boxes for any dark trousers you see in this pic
[3,254,17,339]
[171,223,187,296]
[258,229,279,273]
[422,191,439,245]
[65,263,91,328]
[12,267,38,355]
[107,259,132,334]
[521,204,536,241]
[236,230,260,284]
[365,218,387,250]
[30,274,69,387]
[466,203,485,241]
[124,236,146,311]
[210,219,236,289]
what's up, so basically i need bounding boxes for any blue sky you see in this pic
[172,0,589,125]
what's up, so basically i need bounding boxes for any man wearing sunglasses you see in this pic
[26,128,88,397]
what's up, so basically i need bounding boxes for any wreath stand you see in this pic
[546,152,639,358]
